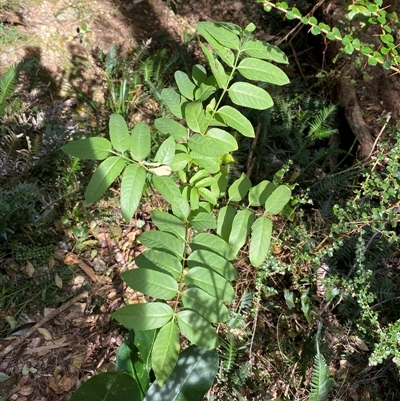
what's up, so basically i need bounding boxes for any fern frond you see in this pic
[0,65,18,115]
[308,104,337,141]
[308,344,331,401]
[219,334,238,373]
[140,58,155,82]
[105,44,118,75]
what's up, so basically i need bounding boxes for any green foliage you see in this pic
[262,0,400,72]
[0,65,18,117]
[308,324,332,401]
[64,20,293,396]
[0,182,42,239]
[101,42,182,118]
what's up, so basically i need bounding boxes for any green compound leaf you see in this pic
[228,82,273,110]
[265,185,292,215]
[139,230,185,259]
[155,117,187,141]
[136,249,182,279]
[171,195,191,221]
[188,129,238,157]
[182,287,230,323]
[185,101,207,133]
[196,21,240,50]
[195,83,216,101]
[242,39,289,64]
[62,137,112,160]
[185,266,234,301]
[144,346,218,401]
[189,212,217,230]
[191,233,235,260]
[177,310,219,349]
[170,152,192,171]
[200,42,229,88]
[238,58,289,85]
[152,175,182,204]
[198,187,217,205]
[120,164,146,223]
[152,320,180,386]
[112,303,173,331]
[175,70,196,100]
[249,216,272,267]
[122,268,178,300]
[190,152,220,174]
[192,64,207,85]
[215,105,255,137]
[228,173,252,202]
[229,209,254,255]
[151,210,186,240]
[109,113,130,153]
[85,156,125,204]
[69,372,141,401]
[187,249,237,280]
[154,136,175,165]
[217,204,235,241]
[130,122,151,161]
[160,88,184,119]
[248,180,276,207]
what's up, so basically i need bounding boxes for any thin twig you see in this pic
[246,123,261,178]
[0,290,89,359]
[366,112,391,160]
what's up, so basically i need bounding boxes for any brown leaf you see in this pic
[64,254,97,282]
[57,375,74,392]
[149,165,172,176]
[26,261,35,277]
[19,384,34,396]
[37,327,52,341]
[55,273,63,289]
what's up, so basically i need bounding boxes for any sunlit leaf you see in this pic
[152,320,180,386]
[120,164,146,223]
[249,216,272,267]
[109,113,130,153]
[85,156,125,203]
[112,303,174,330]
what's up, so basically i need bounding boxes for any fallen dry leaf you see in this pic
[64,254,97,282]
[25,261,34,277]
[55,273,63,289]
[47,377,61,394]
[37,328,52,341]
[19,384,34,396]
[57,375,74,392]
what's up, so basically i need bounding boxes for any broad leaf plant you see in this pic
[63,21,292,398]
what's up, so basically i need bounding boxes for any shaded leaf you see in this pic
[185,266,234,301]
[182,288,230,323]
[62,138,111,160]
[136,249,182,279]
[144,346,218,401]
[177,310,219,348]
[151,210,186,240]
[155,117,187,141]
[69,372,140,401]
